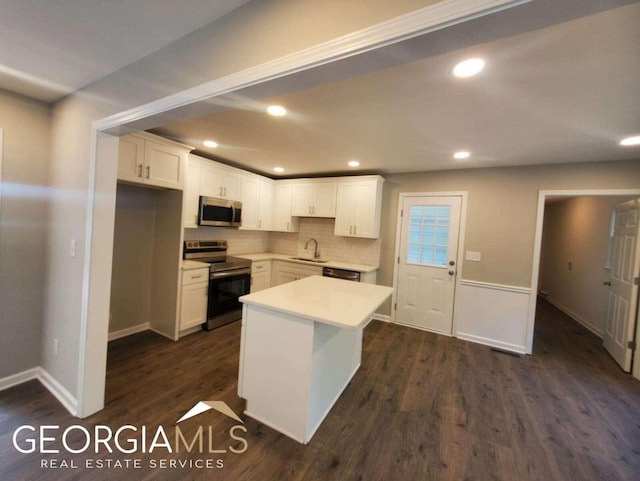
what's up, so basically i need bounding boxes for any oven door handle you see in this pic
[211,268,251,279]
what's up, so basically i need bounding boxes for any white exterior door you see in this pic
[604,199,640,372]
[395,195,462,334]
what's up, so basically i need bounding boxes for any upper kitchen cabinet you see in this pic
[183,155,202,228]
[200,162,241,201]
[272,183,299,232]
[291,179,337,217]
[117,132,192,190]
[240,174,273,231]
[334,176,385,239]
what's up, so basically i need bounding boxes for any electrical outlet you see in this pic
[70,239,77,258]
[53,338,59,356]
[466,251,481,262]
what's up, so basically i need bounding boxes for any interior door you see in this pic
[604,199,640,371]
[395,195,462,334]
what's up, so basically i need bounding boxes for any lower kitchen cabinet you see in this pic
[180,268,209,331]
[250,260,272,293]
[271,261,323,287]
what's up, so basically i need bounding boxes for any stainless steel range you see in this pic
[183,240,251,330]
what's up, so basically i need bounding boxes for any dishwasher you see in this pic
[322,266,361,282]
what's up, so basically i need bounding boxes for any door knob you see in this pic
[448,270,455,276]
[449,260,455,266]
[603,281,612,286]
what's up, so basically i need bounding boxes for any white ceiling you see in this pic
[154,2,640,177]
[0,0,251,102]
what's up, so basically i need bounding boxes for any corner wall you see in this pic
[0,90,50,380]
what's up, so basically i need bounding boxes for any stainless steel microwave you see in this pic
[198,196,242,227]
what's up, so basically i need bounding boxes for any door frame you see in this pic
[528,189,640,380]
[391,191,468,335]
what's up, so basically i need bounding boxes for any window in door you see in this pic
[407,205,451,266]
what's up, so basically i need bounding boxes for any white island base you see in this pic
[237,276,393,444]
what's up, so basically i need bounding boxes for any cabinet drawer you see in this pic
[251,260,271,273]
[182,268,210,285]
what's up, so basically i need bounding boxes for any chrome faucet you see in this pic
[304,238,320,259]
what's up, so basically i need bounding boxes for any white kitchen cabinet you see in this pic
[334,176,384,239]
[271,261,322,287]
[250,260,272,293]
[272,183,299,232]
[183,156,202,228]
[200,162,241,200]
[241,175,273,231]
[291,180,337,217]
[179,268,209,331]
[117,133,192,190]
[117,135,145,183]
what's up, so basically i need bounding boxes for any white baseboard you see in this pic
[545,296,603,338]
[457,332,526,354]
[0,367,78,416]
[37,368,78,416]
[108,322,150,341]
[0,367,40,391]
[367,314,391,326]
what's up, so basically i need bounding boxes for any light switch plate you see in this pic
[466,251,481,262]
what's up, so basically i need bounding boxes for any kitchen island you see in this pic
[237,275,393,444]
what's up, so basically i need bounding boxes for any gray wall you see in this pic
[109,184,156,334]
[0,89,50,378]
[377,161,640,315]
[539,196,636,336]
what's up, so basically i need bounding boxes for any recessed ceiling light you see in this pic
[203,140,218,148]
[348,160,360,167]
[453,58,485,78]
[273,167,284,173]
[620,135,640,146]
[454,151,471,159]
[267,105,287,117]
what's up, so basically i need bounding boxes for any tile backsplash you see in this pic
[185,217,381,266]
[184,227,269,255]
[270,218,381,266]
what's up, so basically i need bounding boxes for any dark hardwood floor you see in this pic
[2,299,639,480]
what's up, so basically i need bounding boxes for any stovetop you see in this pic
[183,240,251,272]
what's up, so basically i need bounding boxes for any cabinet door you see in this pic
[274,270,299,286]
[352,181,379,238]
[180,281,208,330]
[313,182,337,217]
[334,182,356,236]
[144,141,185,190]
[219,170,241,200]
[199,164,220,198]
[117,135,145,183]
[251,271,270,293]
[183,157,201,228]
[291,183,314,216]
[240,176,260,230]
[258,180,273,230]
[272,184,298,232]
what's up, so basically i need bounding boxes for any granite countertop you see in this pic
[236,253,378,273]
[239,275,393,329]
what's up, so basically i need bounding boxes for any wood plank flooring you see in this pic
[1,298,639,480]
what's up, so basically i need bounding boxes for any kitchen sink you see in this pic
[289,257,329,263]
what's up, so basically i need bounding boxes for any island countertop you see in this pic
[239,275,393,329]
